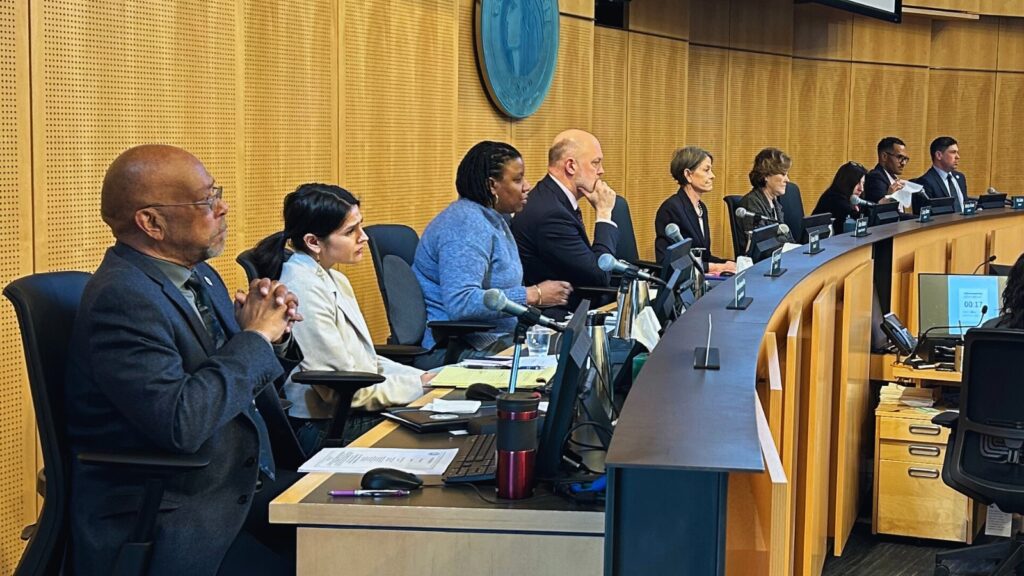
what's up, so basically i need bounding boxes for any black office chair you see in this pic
[5,272,209,576]
[778,182,805,243]
[364,224,493,369]
[610,195,660,271]
[933,328,1024,576]
[236,247,422,364]
[723,195,746,258]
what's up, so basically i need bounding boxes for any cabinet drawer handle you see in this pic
[908,445,941,457]
[909,424,941,436]
[908,467,940,479]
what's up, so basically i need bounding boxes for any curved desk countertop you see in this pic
[604,207,1024,576]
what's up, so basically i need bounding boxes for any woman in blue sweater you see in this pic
[414,141,572,351]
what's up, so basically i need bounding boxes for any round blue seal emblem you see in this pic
[475,0,559,119]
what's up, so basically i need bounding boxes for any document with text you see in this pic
[298,447,458,475]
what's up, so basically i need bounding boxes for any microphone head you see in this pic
[988,255,997,263]
[665,223,684,243]
[597,253,617,272]
[482,289,506,312]
[851,195,873,207]
[981,305,989,316]
[778,223,790,235]
[734,207,749,218]
[987,187,998,195]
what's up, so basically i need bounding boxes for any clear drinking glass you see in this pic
[525,325,552,357]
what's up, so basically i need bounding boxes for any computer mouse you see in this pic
[465,382,502,401]
[360,468,424,490]
[719,271,736,277]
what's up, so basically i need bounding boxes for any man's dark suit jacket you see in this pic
[511,174,619,308]
[913,166,968,202]
[654,188,725,265]
[65,242,289,575]
[864,163,897,204]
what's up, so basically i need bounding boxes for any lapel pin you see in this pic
[204,276,213,287]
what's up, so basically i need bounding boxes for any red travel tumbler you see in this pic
[496,392,541,499]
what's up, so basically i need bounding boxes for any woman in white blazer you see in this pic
[250,183,428,451]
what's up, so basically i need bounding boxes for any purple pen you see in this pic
[329,489,410,497]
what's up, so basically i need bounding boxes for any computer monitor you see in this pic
[749,223,784,263]
[658,237,693,288]
[978,193,1006,210]
[536,299,592,480]
[918,273,1008,337]
[912,194,955,216]
[800,213,833,244]
[866,201,900,227]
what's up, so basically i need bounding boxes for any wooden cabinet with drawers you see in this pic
[873,404,985,543]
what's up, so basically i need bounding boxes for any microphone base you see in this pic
[851,230,871,238]
[764,267,788,278]
[693,347,721,370]
[726,296,753,310]
[803,247,824,255]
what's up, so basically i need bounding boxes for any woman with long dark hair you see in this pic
[812,161,869,236]
[249,183,427,452]
[984,252,1024,329]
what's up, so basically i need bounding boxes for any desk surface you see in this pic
[270,389,604,535]
[607,208,1023,475]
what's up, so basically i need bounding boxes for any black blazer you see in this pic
[863,164,896,204]
[913,166,968,202]
[65,243,296,575]
[511,174,619,304]
[811,190,861,236]
[737,188,795,244]
[654,188,725,265]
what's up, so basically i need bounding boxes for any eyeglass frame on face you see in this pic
[883,150,910,164]
[138,185,224,212]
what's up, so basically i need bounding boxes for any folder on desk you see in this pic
[382,403,496,433]
[428,365,556,389]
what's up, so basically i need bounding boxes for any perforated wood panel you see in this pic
[793,4,853,61]
[788,59,851,214]
[724,51,791,213]
[852,15,931,67]
[997,17,1024,72]
[688,0,731,48]
[455,0,510,164]
[339,0,458,342]
[33,0,241,278]
[591,27,628,195]
[729,0,793,55]
[926,70,995,190]
[991,73,1024,194]
[686,46,730,258]
[848,64,929,179]
[0,1,30,571]
[242,0,337,268]
[625,33,687,261]
[930,17,999,71]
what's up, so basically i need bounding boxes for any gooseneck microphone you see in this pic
[734,207,780,224]
[972,255,997,275]
[597,253,667,286]
[482,289,564,332]
[909,305,989,360]
[665,223,685,244]
[851,195,876,208]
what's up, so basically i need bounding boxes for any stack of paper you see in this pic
[879,383,936,407]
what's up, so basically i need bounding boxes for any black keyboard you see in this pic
[442,433,497,484]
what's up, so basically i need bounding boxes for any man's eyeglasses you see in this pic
[141,186,224,211]
[883,151,910,164]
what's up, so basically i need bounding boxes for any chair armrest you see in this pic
[374,344,429,361]
[932,411,959,429]
[78,452,210,470]
[427,320,496,348]
[291,370,384,393]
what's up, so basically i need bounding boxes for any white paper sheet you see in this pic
[420,399,481,414]
[633,306,661,352]
[986,503,1013,537]
[298,448,458,475]
[887,180,922,210]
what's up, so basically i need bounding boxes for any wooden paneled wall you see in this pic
[3,0,1024,570]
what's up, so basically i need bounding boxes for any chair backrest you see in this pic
[611,195,640,263]
[236,246,293,282]
[364,224,420,345]
[778,182,805,242]
[4,271,92,576]
[945,328,1024,513]
[380,255,427,346]
[722,195,745,258]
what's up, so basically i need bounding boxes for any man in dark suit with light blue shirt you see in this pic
[65,145,302,575]
[511,129,619,312]
[913,136,968,212]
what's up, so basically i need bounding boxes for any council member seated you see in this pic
[66,145,302,574]
[653,146,735,275]
[414,141,571,358]
[864,136,907,204]
[913,136,967,212]
[250,184,428,453]
[738,147,796,248]
[511,129,618,312]
[983,252,1024,329]
[812,161,868,236]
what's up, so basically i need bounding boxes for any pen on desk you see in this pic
[329,489,411,497]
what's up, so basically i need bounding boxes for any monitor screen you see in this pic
[918,274,1007,337]
[801,213,833,243]
[536,299,591,480]
[659,238,693,287]
[750,223,784,263]
[867,201,900,227]
[811,0,900,22]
